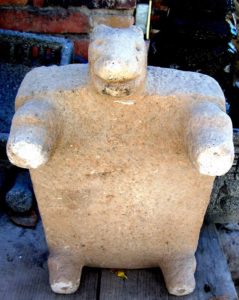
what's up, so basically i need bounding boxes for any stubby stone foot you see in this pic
[48,254,83,294]
[160,255,196,296]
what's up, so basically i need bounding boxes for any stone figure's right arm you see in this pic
[7,99,61,169]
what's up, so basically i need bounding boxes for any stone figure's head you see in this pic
[88,25,147,97]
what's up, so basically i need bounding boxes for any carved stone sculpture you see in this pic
[7,25,234,296]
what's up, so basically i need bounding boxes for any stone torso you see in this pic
[7,25,234,296]
[14,64,222,268]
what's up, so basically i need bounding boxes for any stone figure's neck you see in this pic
[87,68,147,101]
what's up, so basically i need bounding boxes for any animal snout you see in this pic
[94,58,140,82]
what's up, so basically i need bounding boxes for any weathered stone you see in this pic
[7,25,234,296]
[206,131,239,223]
[5,170,33,213]
[8,208,38,228]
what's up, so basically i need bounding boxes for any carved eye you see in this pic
[136,46,141,52]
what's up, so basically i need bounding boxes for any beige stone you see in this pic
[7,25,234,296]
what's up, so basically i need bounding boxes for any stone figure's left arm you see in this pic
[7,99,61,169]
[185,102,234,176]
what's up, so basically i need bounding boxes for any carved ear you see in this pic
[130,25,144,39]
[91,24,111,40]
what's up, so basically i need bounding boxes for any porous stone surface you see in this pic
[207,131,239,223]
[7,25,234,296]
[5,170,33,213]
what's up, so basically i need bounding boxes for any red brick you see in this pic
[0,6,90,34]
[0,0,28,5]
[31,45,39,58]
[32,0,44,7]
[72,37,89,59]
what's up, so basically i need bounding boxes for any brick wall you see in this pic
[0,0,136,60]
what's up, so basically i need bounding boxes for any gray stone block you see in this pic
[206,130,239,223]
[5,170,33,213]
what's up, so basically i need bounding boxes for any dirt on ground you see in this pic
[217,223,239,295]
